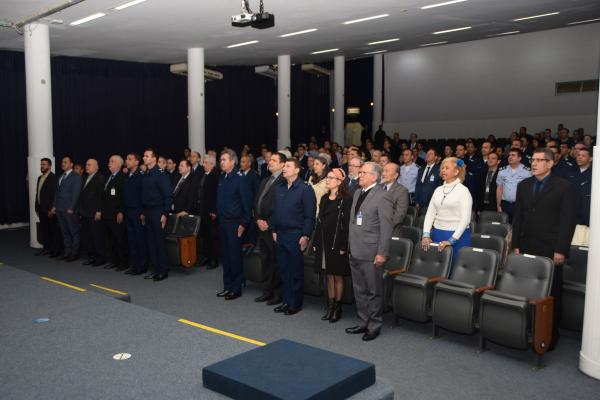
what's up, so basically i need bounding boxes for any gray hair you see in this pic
[364,161,382,181]
[221,149,238,164]
[348,156,363,167]
[204,154,216,165]
[110,155,124,167]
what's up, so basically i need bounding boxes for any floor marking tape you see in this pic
[90,284,128,296]
[41,277,87,292]
[178,318,266,347]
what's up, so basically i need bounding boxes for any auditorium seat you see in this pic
[382,237,414,312]
[166,215,201,268]
[432,247,499,336]
[479,253,554,367]
[561,246,588,331]
[243,248,269,283]
[415,215,425,230]
[476,222,511,238]
[303,237,323,296]
[396,225,422,246]
[418,206,428,216]
[402,214,415,227]
[392,243,452,323]
[471,233,507,266]
[406,206,418,220]
[478,211,509,224]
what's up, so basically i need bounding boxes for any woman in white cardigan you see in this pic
[421,157,472,266]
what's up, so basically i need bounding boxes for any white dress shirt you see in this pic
[423,178,472,240]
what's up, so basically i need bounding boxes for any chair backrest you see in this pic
[450,247,499,288]
[564,246,588,284]
[166,214,179,235]
[402,214,415,227]
[407,244,453,278]
[479,211,509,224]
[477,222,511,237]
[396,226,422,245]
[418,206,428,216]
[497,253,554,299]
[406,206,418,219]
[176,215,201,236]
[415,215,426,230]
[470,234,506,262]
[384,237,413,271]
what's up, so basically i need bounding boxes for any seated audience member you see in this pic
[102,155,128,271]
[443,145,454,160]
[35,158,61,257]
[379,154,390,168]
[415,148,441,210]
[51,156,82,262]
[495,148,531,222]
[421,157,472,266]
[171,160,199,216]
[313,168,352,323]
[512,148,577,349]
[79,159,106,267]
[371,150,382,164]
[381,163,409,234]
[398,148,419,205]
[476,151,500,212]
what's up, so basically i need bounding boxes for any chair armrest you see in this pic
[529,296,554,355]
[428,276,446,284]
[387,268,406,277]
[474,285,494,294]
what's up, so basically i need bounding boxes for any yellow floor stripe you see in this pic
[89,284,128,296]
[178,319,266,347]
[41,277,87,292]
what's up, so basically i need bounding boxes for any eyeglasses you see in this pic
[358,171,375,176]
[531,158,551,163]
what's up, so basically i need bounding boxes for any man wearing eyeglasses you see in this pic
[512,147,577,350]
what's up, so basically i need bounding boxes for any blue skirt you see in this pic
[431,227,472,269]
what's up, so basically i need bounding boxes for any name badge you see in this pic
[111,188,116,196]
[485,187,490,193]
[430,175,435,182]
[356,211,363,226]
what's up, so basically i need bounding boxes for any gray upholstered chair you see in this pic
[476,222,511,238]
[561,246,588,331]
[395,225,422,246]
[471,233,507,266]
[478,211,509,224]
[382,237,414,312]
[392,243,452,322]
[401,213,415,227]
[432,247,499,336]
[406,206,418,220]
[479,253,554,367]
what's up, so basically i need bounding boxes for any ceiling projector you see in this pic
[231,0,275,29]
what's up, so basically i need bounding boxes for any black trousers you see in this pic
[81,216,106,262]
[199,220,219,263]
[38,211,63,253]
[257,229,281,297]
[103,216,128,267]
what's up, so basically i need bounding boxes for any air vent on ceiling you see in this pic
[555,79,599,95]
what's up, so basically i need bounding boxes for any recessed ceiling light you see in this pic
[311,48,339,55]
[567,17,600,25]
[226,40,259,48]
[512,12,560,22]
[486,30,520,37]
[114,0,147,11]
[364,50,388,55]
[420,41,448,47]
[343,14,389,25]
[421,0,467,10]
[70,13,106,26]
[433,26,471,34]
[280,28,318,37]
[367,38,399,45]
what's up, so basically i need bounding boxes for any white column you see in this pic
[580,71,600,380]
[372,53,383,132]
[333,56,345,146]
[277,55,291,150]
[24,23,54,248]
[329,74,335,139]
[187,48,205,155]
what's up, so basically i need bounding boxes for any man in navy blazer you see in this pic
[51,156,83,261]
[414,148,441,210]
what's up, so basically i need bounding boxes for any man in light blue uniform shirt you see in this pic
[398,148,420,205]
[496,148,531,222]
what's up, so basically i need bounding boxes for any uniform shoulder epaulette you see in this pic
[499,166,508,171]
[523,166,531,171]
[237,171,243,176]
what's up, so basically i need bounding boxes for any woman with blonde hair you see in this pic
[421,157,472,266]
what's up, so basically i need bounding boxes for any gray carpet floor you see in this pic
[1,228,599,399]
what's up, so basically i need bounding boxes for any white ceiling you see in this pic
[0,0,599,65]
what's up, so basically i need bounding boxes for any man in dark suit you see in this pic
[123,153,148,276]
[195,153,220,269]
[35,158,61,257]
[253,152,287,305]
[297,145,309,170]
[51,156,82,261]
[512,148,577,349]
[415,148,441,210]
[300,156,314,182]
[79,159,106,267]
[259,151,272,179]
[346,162,393,341]
[171,160,199,215]
[476,152,500,212]
[102,155,128,271]
[240,154,260,249]
[165,158,180,188]
[190,151,204,177]
[346,156,362,196]
[381,163,409,234]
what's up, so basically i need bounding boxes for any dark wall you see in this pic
[345,57,374,130]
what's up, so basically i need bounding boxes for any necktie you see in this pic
[354,189,370,217]
[257,175,276,212]
[173,177,185,195]
[104,174,114,190]
[422,166,431,183]
[534,180,542,198]
[59,172,67,186]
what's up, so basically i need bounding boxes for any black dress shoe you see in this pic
[284,307,301,316]
[132,269,148,276]
[207,261,219,270]
[56,254,68,260]
[124,268,135,275]
[82,259,95,266]
[104,264,117,270]
[91,260,106,267]
[345,326,368,335]
[254,294,273,303]
[362,330,380,341]
[35,249,48,256]
[144,272,157,279]
[49,252,60,258]
[225,292,241,300]
[266,297,283,306]
[274,304,289,313]
[66,254,79,262]
[115,265,128,272]
[216,290,230,297]
[153,273,168,281]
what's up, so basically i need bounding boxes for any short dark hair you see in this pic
[63,155,74,164]
[488,151,499,160]
[184,147,191,152]
[128,153,141,162]
[579,147,593,157]
[144,148,158,160]
[180,159,192,168]
[508,148,523,158]
[41,157,52,165]
[560,141,572,149]
[426,147,439,156]
[272,152,287,164]
[534,148,555,162]
[286,157,301,170]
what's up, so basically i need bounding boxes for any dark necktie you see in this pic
[173,177,185,196]
[533,180,542,198]
[354,189,370,217]
[422,166,431,183]
[104,174,114,190]
[256,175,276,212]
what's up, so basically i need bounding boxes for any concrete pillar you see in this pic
[187,48,205,155]
[372,53,383,132]
[333,55,345,146]
[579,71,600,380]
[277,55,291,149]
[24,23,54,248]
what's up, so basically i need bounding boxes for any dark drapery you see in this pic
[291,64,330,146]
[345,57,374,130]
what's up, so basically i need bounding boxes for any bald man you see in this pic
[79,158,107,266]
[101,155,129,271]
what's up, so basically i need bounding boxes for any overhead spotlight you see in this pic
[231,0,275,29]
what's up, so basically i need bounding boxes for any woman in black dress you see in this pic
[313,168,352,323]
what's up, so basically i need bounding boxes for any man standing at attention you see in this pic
[51,156,82,261]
